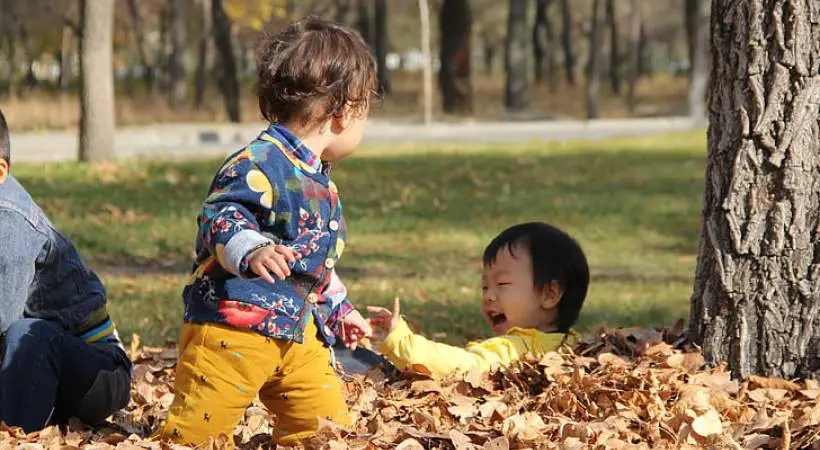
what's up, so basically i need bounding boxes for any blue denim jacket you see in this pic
[0,175,127,363]
[183,124,353,345]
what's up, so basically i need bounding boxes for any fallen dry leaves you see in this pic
[3,325,820,449]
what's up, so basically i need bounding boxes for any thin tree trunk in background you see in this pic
[194,0,212,108]
[684,0,696,66]
[211,0,240,122]
[687,0,709,123]
[157,6,170,93]
[532,0,551,84]
[418,0,433,125]
[168,0,187,106]
[637,22,649,77]
[336,0,353,26]
[691,0,820,379]
[559,0,575,86]
[626,0,642,113]
[586,0,604,119]
[79,0,115,162]
[605,0,621,95]
[59,26,72,93]
[505,0,529,111]
[374,0,390,94]
[4,33,18,98]
[438,0,473,115]
[357,0,372,45]
[126,0,155,92]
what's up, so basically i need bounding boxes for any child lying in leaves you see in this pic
[367,222,589,379]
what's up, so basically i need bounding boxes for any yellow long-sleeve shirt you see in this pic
[379,318,573,380]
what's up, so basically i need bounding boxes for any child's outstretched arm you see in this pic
[324,269,371,349]
[368,298,527,380]
[198,156,296,280]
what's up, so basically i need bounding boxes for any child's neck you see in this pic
[282,120,330,160]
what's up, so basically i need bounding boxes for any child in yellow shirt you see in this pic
[368,222,589,379]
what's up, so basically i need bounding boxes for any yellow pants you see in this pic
[161,319,349,447]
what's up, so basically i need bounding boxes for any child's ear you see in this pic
[0,159,8,184]
[540,281,563,310]
[330,105,353,133]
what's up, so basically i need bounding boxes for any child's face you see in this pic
[323,106,369,163]
[480,245,559,335]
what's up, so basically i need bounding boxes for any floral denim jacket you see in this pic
[183,124,353,345]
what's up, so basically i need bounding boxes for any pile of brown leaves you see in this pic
[3,325,820,449]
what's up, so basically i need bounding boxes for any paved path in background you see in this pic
[13,117,699,163]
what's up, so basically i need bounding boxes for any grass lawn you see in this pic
[14,131,707,345]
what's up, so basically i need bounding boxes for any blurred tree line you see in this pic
[0,0,709,161]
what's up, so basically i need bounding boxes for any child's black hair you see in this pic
[0,110,9,166]
[482,222,589,333]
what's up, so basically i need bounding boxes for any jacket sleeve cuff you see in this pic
[223,229,273,277]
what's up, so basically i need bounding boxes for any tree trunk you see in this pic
[194,0,212,108]
[79,0,116,163]
[532,0,552,84]
[484,41,495,76]
[168,0,187,106]
[684,0,697,66]
[211,0,241,122]
[637,22,649,77]
[357,0,372,45]
[559,0,575,86]
[418,0,433,126]
[586,0,604,119]
[336,0,354,26]
[59,26,72,93]
[687,0,709,123]
[690,0,820,379]
[374,0,390,94]
[605,0,621,95]
[504,0,529,112]
[626,0,642,113]
[438,0,473,116]
[125,0,155,92]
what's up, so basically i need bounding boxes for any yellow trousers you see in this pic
[161,319,349,447]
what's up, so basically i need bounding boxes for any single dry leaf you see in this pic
[691,409,722,437]
[410,380,442,394]
[482,437,510,450]
[747,375,801,391]
[597,353,627,366]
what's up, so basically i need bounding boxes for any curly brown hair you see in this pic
[255,17,377,126]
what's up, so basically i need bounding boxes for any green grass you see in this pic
[14,131,707,345]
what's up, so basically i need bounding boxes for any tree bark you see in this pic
[79,0,115,163]
[626,0,642,113]
[168,0,187,106]
[418,0,433,126]
[438,0,473,115]
[637,21,649,77]
[212,0,241,122]
[504,0,529,112]
[559,0,575,86]
[690,0,820,379]
[336,0,354,26]
[194,0,212,108]
[125,0,155,92]
[532,0,552,85]
[687,0,709,123]
[605,0,621,95]
[374,0,390,94]
[356,0,371,45]
[586,0,604,119]
[58,26,72,93]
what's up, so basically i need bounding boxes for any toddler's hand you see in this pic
[367,297,401,341]
[247,244,300,283]
[339,309,372,350]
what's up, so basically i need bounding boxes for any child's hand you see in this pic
[367,297,401,341]
[339,309,372,350]
[247,244,300,283]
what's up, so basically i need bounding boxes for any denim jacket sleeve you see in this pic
[0,210,47,333]
[199,158,277,277]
